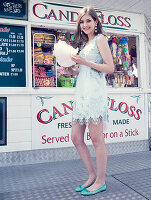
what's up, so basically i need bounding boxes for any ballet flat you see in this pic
[81,183,106,195]
[75,182,94,192]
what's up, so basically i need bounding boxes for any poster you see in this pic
[32,94,146,149]
[0,25,26,87]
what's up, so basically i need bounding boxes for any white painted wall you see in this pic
[0,95,32,152]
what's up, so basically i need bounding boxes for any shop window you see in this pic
[106,34,138,88]
[32,27,78,88]
[0,97,7,146]
[31,28,138,88]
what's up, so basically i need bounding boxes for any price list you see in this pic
[0,25,26,87]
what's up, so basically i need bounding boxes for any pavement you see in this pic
[0,151,151,200]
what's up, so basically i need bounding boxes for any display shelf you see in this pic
[32,32,56,88]
[34,63,54,67]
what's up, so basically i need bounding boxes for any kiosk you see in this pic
[0,0,150,166]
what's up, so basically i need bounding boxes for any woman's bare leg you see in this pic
[71,122,96,186]
[87,120,107,191]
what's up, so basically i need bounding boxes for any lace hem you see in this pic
[72,115,108,126]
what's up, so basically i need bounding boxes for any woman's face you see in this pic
[79,13,97,36]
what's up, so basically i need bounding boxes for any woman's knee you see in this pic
[71,123,85,146]
[91,134,105,148]
[71,132,84,146]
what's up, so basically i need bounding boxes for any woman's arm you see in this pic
[71,34,114,74]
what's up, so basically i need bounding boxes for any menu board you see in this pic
[0,0,28,20]
[0,25,26,87]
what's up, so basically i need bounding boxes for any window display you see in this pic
[32,27,78,88]
[32,28,138,88]
[106,34,138,88]
[32,28,56,87]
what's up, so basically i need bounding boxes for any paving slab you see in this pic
[0,151,150,200]
[113,169,151,200]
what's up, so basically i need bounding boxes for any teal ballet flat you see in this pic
[75,185,87,192]
[75,182,94,192]
[81,183,106,195]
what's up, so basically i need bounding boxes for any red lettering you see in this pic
[109,99,118,111]
[118,102,128,113]
[47,9,58,20]
[65,134,69,142]
[96,11,108,25]
[70,11,78,22]
[108,15,117,25]
[52,137,55,143]
[55,137,60,143]
[62,101,73,114]
[42,134,69,144]
[33,3,47,19]
[47,137,52,143]
[134,109,142,120]
[60,136,64,142]
[117,16,124,26]
[128,106,135,117]
[42,135,46,144]
[59,10,69,21]
[101,14,108,25]
[124,17,131,27]
[53,106,63,120]
[37,109,52,124]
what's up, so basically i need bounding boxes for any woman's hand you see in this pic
[71,54,87,65]
[64,66,73,74]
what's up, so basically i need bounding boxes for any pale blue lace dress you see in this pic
[72,35,109,126]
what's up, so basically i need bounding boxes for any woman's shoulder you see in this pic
[96,34,109,49]
[96,34,107,42]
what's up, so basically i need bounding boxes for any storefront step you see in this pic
[0,140,149,167]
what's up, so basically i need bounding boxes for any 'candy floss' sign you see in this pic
[29,0,145,32]
[31,94,146,149]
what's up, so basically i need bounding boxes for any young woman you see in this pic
[70,6,114,195]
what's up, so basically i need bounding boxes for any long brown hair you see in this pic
[72,6,103,49]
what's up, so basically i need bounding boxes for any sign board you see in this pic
[0,0,28,20]
[32,94,146,149]
[0,25,26,87]
[29,0,145,33]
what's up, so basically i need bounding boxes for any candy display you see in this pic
[34,34,45,43]
[44,34,55,43]
[107,35,138,87]
[111,36,118,63]
[34,52,44,64]
[35,76,55,87]
[117,37,130,65]
[32,29,56,87]
[44,53,54,65]
[57,31,67,41]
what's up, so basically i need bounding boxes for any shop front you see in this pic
[0,0,150,165]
